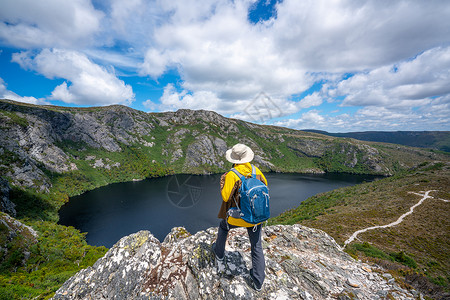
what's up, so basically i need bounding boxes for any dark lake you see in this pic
[58,173,378,248]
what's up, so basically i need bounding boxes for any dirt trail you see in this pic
[343,190,448,248]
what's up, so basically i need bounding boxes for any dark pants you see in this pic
[214,219,265,288]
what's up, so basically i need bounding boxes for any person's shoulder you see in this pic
[225,169,240,180]
[253,164,264,174]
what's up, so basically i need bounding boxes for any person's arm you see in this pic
[255,167,268,185]
[220,172,237,202]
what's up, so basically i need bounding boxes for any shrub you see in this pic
[390,251,417,269]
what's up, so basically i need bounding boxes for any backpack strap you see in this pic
[230,168,245,181]
[229,168,244,210]
[232,166,257,179]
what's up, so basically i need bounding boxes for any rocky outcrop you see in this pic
[0,101,157,191]
[0,213,39,268]
[184,135,228,171]
[0,177,15,217]
[52,225,417,300]
[2,99,440,193]
[287,138,330,158]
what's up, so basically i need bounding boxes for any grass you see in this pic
[347,242,417,269]
[0,110,29,128]
[52,140,173,197]
[0,220,107,299]
[270,162,450,296]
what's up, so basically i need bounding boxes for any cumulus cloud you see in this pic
[275,99,450,132]
[157,83,300,123]
[140,0,312,103]
[334,46,450,108]
[12,49,134,106]
[135,0,450,129]
[297,93,323,109]
[158,83,229,112]
[142,99,159,112]
[0,77,49,105]
[0,0,103,48]
[273,0,450,71]
[1,0,450,131]
[274,110,326,130]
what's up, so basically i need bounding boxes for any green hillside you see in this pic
[0,99,449,299]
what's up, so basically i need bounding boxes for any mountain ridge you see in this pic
[1,98,449,299]
[303,129,450,152]
[1,98,445,197]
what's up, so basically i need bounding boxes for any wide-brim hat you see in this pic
[225,143,254,164]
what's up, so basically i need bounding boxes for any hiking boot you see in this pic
[211,242,224,261]
[245,269,262,291]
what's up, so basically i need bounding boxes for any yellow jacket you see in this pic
[220,162,268,227]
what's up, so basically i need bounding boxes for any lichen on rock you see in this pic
[52,225,416,299]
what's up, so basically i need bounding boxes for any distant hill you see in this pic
[303,130,450,152]
[2,98,441,194]
[1,98,449,299]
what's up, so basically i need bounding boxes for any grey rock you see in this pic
[52,225,416,300]
[0,213,38,241]
[346,278,361,288]
[287,139,329,158]
[0,177,15,217]
[0,99,418,193]
[6,159,51,192]
[171,148,184,163]
[185,134,225,171]
[0,213,38,267]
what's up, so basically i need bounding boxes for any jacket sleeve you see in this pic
[255,166,268,186]
[217,172,240,219]
[220,171,238,202]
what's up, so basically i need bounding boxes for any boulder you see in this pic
[52,225,415,300]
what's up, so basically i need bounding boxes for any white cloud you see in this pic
[1,0,450,131]
[297,93,323,109]
[158,83,226,112]
[273,0,450,71]
[142,99,159,112]
[140,0,312,103]
[335,46,450,108]
[158,83,300,123]
[135,0,450,129]
[0,77,49,105]
[274,110,325,130]
[0,0,103,48]
[12,49,135,106]
[275,99,450,132]
[140,48,171,79]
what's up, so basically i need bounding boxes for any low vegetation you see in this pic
[1,100,449,298]
[0,218,107,299]
[54,140,173,196]
[270,162,450,298]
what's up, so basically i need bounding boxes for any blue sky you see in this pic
[1,0,449,132]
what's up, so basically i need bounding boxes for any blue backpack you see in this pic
[228,165,270,224]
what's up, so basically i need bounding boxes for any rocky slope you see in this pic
[0,177,15,217]
[0,212,39,269]
[1,99,443,195]
[52,225,417,300]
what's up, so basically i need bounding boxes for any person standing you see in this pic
[213,143,268,291]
